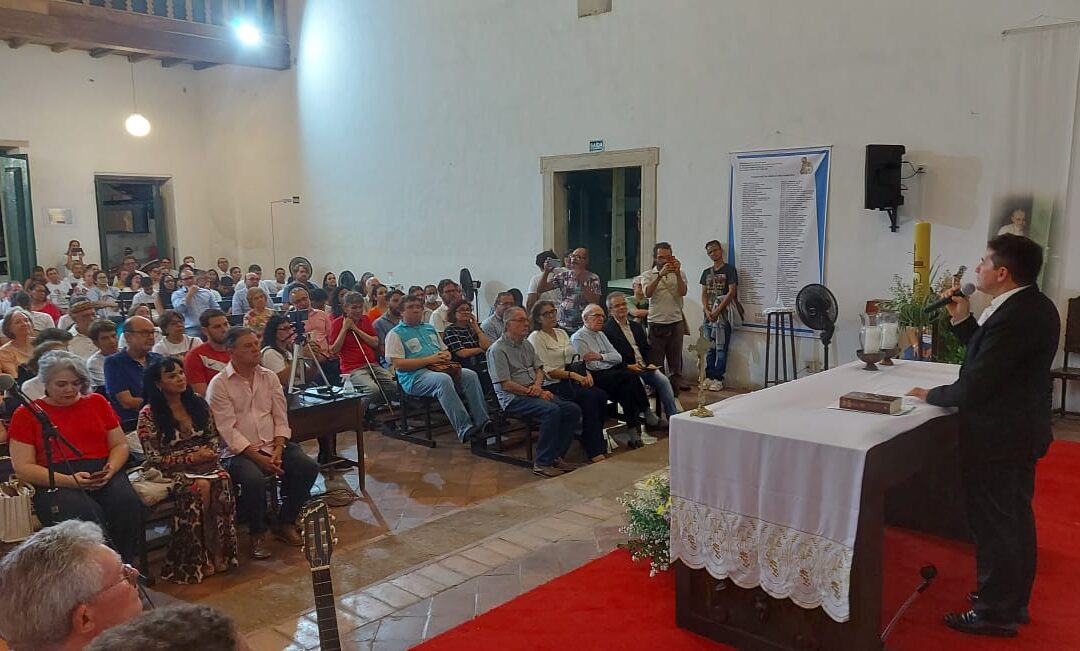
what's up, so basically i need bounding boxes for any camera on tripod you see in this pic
[286,308,308,343]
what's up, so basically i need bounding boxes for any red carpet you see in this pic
[416,441,1080,650]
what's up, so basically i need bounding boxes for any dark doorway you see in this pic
[561,166,641,289]
[0,154,37,281]
[94,177,169,274]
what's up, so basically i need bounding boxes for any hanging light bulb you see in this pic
[124,63,151,137]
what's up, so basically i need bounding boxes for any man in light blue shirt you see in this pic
[231,272,261,315]
[384,296,490,442]
[172,268,217,336]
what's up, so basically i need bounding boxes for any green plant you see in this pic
[619,471,671,576]
[882,262,965,364]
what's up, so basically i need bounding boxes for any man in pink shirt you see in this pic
[207,326,319,558]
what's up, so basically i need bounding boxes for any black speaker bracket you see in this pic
[886,206,899,232]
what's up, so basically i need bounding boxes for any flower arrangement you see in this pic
[619,471,671,576]
[883,264,966,365]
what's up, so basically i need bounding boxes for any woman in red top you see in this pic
[8,350,143,563]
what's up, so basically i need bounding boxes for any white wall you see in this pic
[5,0,1078,390]
[0,45,222,269]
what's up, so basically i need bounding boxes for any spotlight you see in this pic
[125,113,151,137]
[235,21,263,46]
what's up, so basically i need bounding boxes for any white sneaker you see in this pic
[639,426,659,445]
[713,380,724,391]
[644,409,660,427]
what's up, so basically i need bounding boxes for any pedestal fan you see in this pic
[796,283,838,370]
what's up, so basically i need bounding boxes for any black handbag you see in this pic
[564,354,587,377]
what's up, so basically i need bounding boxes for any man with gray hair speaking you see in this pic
[0,520,145,650]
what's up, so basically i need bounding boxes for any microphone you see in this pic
[923,283,975,313]
[0,373,45,416]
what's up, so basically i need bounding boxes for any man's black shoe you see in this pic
[967,592,1029,624]
[943,610,1018,637]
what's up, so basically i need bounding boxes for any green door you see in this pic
[0,154,37,281]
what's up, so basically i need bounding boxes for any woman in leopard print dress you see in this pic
[138,357,239,584]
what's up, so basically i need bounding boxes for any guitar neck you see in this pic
[311,567,341,651]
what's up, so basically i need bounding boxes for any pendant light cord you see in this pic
[130,64,138,113]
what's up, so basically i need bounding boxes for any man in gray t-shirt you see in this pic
[372,290,404,364]
[486,307,580,477]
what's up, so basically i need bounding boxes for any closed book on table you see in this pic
[839,391,902,414]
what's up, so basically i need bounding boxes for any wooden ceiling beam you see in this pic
[0,1,289,70]
[127,52,151,63]
[49,42,70,53]
[89,47,113,58]
[191,61,219,71]
[159,57,185,68]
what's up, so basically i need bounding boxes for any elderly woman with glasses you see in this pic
[7,350,143,564]
[526,300,609,463]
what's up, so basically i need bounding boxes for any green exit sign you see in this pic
[589,140,605,152]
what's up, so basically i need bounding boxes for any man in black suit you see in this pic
[603,292,684,422]
[908,234,1060,637]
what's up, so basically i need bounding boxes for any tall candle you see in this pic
[914,221,931,298]
[881,323,899,350]
[863,325,882,353]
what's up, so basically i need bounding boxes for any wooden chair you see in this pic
[378,376,452,448]
[1051,297,1080,416]
[470,407,537,469]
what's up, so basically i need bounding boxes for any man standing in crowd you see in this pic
[907,235,1059,638]
[699,239,738,391]
[526,249,563,314]
[185,309,231,396]
[209,327,319,557]
[535,247,601,332]
[481,291,516,341]
[487,306,579,477]
[387,296,489,442]
[172,267,217,336]
[640,242,689,392]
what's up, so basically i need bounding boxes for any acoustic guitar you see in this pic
[301,500,341,651]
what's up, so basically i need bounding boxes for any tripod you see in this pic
[286,334,336,396]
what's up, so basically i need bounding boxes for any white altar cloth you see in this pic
[669,360,959,622]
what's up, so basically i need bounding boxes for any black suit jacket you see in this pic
[603,317,650,365]
[927,286,1060,463]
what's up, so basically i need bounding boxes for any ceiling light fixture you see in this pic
[235,21,263,46]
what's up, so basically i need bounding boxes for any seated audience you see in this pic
[215,257,230,275]
[260,267,287,298]
[157,273,177,315]
[119,305,161,348]
[27,280,61,324]
[199,271,222,302]
[309,286,329,312]
[330,291,397,405]
[87,319,120,390]
[228,266,242,285]
[443,299,494,392]
[231,272,262,315]
[68,298,99,360]
[481,291,515,341]
[104,316,162,427]
[423,284,439,321]
[428,279,463,334]
[488,307,580,477]
[138,358,239,583]
[329,285,350,318]
[260,314,304,388]
[367,284,388,321]
[130,275,157,312]
[207,327,319,558]
[627,277,650,325]
[243,286,274,331]
[603,291,682,422]
[85,603,253,651]
[11,289,55,334]
[172,268,218,336]
[279,263,316,306]
[527,301,610,459]
[184,309,231,396]
[322,271,337,291]
[8,351,142,563]
[372,289,404,362]
[45,266,72,311]
[0,521,144,651]
[153,310,201,360]
[386,296,490,442]
[21,339,70,400]
[572,303,655,448]
[218,275,235,300]
[0,280,23,316]
[0,308,35,378]
[87,271,121,317]
[288,287,339,386]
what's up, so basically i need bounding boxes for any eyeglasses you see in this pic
[584,313,605,320]
[497,301,515,307]
[610,302,627,309]
[93,563,140,600]
[128,330,156,336]
[540,310,557,317]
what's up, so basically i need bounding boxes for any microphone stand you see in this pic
[17,393,83,516]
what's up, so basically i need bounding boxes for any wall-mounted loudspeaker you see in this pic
[865,144,906,231]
